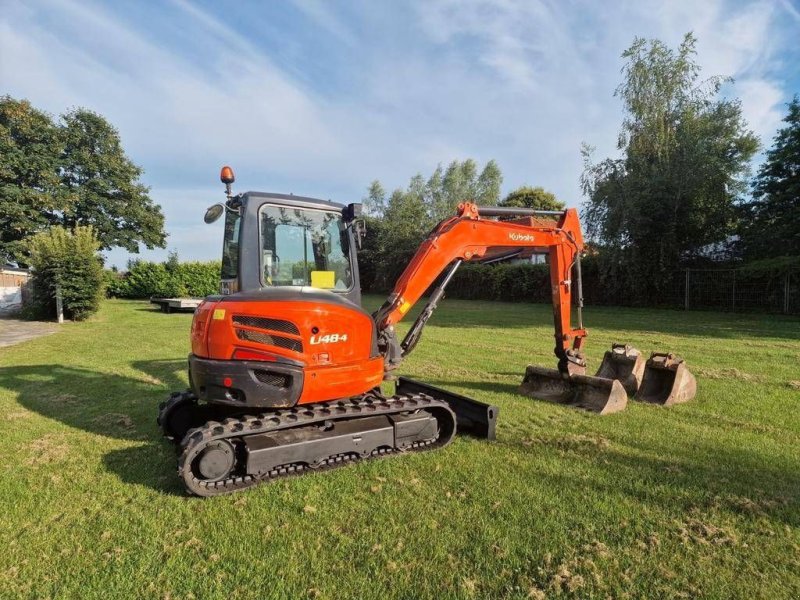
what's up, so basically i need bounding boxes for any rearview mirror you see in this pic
[204,203,225,224]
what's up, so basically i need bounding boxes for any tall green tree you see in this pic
[362,180,387,217]
[360,158,502,290]
[432,159,502,220]
[0,96,167,262]
[0,98,63,262]
[740,96,800,259]
[581,33,758,300]
[501,186,565,211]
[59,108,166,252]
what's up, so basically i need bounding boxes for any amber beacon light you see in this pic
[220,165,235,184]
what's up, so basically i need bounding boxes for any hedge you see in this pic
[376,256,644,306]
[108,260,221,299]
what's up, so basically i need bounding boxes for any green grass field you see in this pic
[1,297,798,599]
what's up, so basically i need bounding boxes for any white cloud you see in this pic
[1,0,796,267]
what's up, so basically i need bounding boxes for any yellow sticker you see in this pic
[311,270,336,289]
[398,300,411,315]
[212,308,226,320]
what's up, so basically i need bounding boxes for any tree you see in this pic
[363,180,387,217]
[501,186,565,211]
[60,108,166,252]
[0,97,63,263]
[433,159,502,220]
[581,33,758,301]
[26,225,105,320]
[0,96,167,262]
[740,96,800,259]
[358,159,503,290]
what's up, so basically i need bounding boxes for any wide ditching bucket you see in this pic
[635,353,697,406]
[519,366,628,415]
[594,344,645,396]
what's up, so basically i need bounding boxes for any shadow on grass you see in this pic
[413,300,800,341]
[529,444,800,528]
[421,377,523,397]
[0,360,190,495]
[3,361,799,514]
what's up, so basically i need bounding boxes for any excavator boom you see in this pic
[374,203,587,373]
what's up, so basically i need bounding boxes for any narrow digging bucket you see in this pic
[519,366,628,415]
[634,353,697,406]
[595,344,645,396]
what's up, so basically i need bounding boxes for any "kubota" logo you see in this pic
[509,233,535,242]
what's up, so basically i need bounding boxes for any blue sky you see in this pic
[2,0,799,268]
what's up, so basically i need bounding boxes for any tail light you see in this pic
[232,348,280,362]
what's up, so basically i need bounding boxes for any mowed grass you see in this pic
[0,297,798,600]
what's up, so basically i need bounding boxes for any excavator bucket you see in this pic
[519,366,628,415]
[635,353,697,406]
[594,344,645,396]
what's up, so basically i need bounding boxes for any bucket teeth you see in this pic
[594,344,645,396]
[519,366,628,415]
[634,353,697,406]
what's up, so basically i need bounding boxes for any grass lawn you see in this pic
[1,296,798,599]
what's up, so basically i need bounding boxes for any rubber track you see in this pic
[176,393,456,497]
[157,391,197,441]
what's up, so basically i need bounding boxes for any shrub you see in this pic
[108,259,221,299]
[25,226,105,320]
[175,261,222,297]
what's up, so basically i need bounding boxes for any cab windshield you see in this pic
[259,205,353,290]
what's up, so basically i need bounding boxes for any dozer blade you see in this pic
[396,377,499,440]
[519,366,628,415]
[634,353,697,406]
[595,344,645,396]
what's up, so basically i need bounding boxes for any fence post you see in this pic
[732,270,736,312]
[684,269,690,310]
[55,285,64,324]
[785,273,791,315]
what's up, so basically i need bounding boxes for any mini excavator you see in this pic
[158,167,696,496]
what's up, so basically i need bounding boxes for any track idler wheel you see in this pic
[635,353,697,406]
[194,440,237,482]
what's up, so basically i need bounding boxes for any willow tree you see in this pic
[581,33,758,301]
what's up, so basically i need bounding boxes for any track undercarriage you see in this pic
[159,390,459,497]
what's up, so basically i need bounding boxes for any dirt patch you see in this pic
[138,374,163,386]
[48,394,79,405]
[582,540,612,559]
[92,413,134,430]
[25,434,69,466]
[725,494,789,516]
[535,553,606,594]
[787,381,800,390]
[678,517,738,546]
[695,367,765,383]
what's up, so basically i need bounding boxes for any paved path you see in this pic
[0,318,60,348]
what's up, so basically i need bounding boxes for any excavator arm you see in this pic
[373,202,588,375]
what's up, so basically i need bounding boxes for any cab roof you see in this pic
[242,191,346,211]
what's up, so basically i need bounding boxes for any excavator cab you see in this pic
[211,188,364,305]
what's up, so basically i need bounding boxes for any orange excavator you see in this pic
[158,167,695,496]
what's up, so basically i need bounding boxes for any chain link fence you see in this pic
[674,268,799,315]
